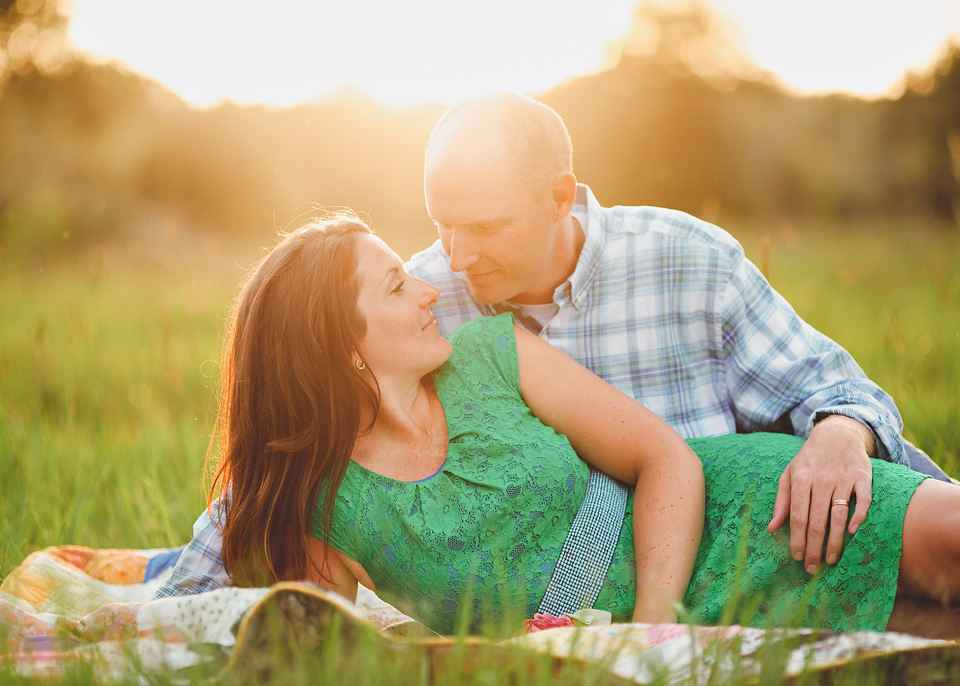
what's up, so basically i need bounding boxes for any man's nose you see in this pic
[445,230,480,272]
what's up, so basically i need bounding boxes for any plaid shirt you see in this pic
[153,500,230,599]
[155,183,910,598]
[407,184,906,464]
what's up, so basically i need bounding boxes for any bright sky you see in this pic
[67,0,960,109]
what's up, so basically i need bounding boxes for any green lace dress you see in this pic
[314,314,927,635]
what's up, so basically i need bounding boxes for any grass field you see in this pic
[1,221,958,683]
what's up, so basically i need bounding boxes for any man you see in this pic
[156,93,951,599]
[407,92,952,576]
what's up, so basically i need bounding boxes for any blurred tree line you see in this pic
[1,1,958,261]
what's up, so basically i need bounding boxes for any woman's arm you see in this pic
[514,326,704,623]
[303,536,375,604]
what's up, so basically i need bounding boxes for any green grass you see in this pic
[0,243,248,569]
[0,222,957,684]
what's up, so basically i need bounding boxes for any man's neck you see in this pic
[511,215,585,306]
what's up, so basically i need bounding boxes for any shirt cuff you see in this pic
[813,406,905,465]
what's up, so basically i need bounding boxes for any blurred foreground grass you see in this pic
[0,222,957,684]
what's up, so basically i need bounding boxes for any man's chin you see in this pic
[465,282,507,305]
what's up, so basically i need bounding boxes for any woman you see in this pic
[205,214,958,637]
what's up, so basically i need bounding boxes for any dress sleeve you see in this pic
[720,247,906,464]
[443,313,522,398]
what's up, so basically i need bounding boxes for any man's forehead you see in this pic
[426,142,520,197]
[424,119,530,225]
[425,169,527,224]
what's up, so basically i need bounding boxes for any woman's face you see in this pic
[354,234,452,381]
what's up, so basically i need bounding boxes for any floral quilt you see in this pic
[1,546,957,683]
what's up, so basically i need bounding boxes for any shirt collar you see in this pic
[552,183,605,309]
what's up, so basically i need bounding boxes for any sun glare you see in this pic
[717,0,960,97]
[68,0,636,108]
[67,0,960,109]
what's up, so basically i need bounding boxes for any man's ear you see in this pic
[550,171,578,219]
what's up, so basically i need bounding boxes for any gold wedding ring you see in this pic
[832,499,850,507]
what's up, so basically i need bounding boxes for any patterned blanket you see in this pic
[2,546,957,683]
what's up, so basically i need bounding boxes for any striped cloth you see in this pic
[153,500,231,599]
[538,468,628,616]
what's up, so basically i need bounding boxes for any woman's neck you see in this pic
[352,376,448,481]
[376,377,434,435]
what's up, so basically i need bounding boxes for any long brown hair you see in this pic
[209,215,377,586]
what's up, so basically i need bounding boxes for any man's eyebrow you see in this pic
[432,217,507,228]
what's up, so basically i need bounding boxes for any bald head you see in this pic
[425,93,573,197]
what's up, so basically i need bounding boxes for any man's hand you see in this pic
[767,415,875,573]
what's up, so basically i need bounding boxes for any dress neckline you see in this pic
[347,377,452,485]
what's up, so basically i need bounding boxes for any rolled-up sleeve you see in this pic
[720,247,905,464]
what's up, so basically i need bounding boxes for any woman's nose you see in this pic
[417,278,439,307]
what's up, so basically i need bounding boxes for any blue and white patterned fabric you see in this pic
[153,500,230,599]
[406,183,908,466]
[538,468,629,616]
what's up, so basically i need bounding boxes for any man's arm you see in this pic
[721,248,905,461]
[720,246,903,572]
[153,503,230,599]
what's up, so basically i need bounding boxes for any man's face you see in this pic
[424,139,562,306]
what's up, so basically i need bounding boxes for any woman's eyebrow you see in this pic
[380,265,401,288]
